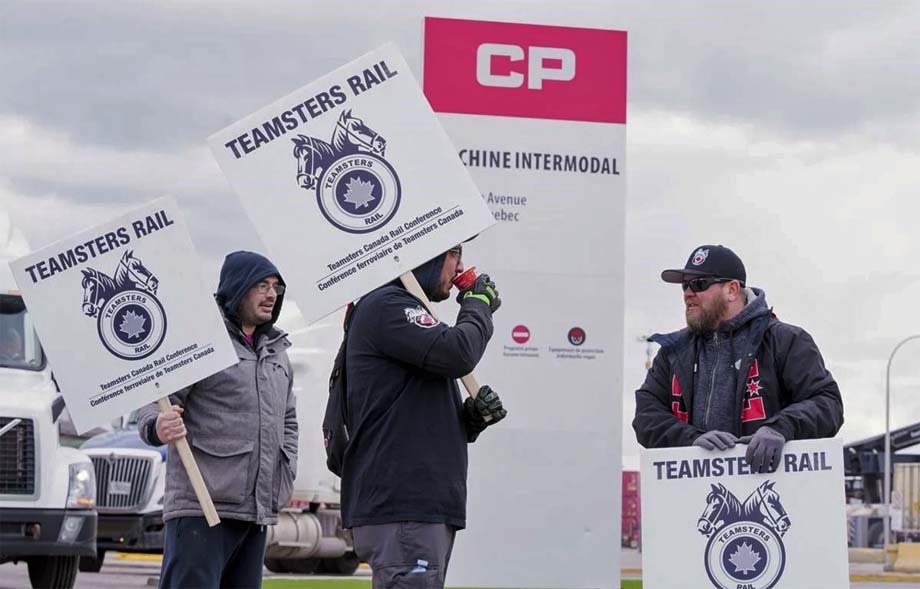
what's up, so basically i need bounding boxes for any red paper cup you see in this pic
[452,266,478,291]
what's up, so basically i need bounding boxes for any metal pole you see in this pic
[884,335,920,548]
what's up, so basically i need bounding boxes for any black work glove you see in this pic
[463,385,507,442]
[457,274,501,313]
[739,426,785,473]
[692,430,738,451]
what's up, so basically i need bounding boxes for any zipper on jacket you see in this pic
[704,333,719,429]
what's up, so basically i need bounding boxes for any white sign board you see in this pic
[423,17,627,588]
[208,43,494,323]
[641,439,849,589]
[11,198,237,433]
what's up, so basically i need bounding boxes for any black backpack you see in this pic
[322,303,356,477]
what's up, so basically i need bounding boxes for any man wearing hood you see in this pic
[632,245,843,473]
[342,244,507,588]
[137,251,297,589]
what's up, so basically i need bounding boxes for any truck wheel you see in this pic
[78,549,106,573]
[27,555,78,589]
[264,558,290,573]
[322,552,360,575]
[287,558,320,574]
[868,520,884,548]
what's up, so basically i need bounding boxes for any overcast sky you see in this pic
[2,0,919,469]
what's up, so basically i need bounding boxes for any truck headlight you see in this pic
[67,462,96,509]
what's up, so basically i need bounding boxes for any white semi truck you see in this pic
[0,213,99,589]
[80,300,358,574]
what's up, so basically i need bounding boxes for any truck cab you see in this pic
[78,412,166,572]
[0,220,99,589]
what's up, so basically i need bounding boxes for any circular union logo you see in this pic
[316,153,401,234]
[567,327,586,346]
[512,325,531,344]
[705,522,785,589]
[97,289,167,360]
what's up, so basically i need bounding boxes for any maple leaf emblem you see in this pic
[119,310,147,340]
[342,176,376,209]
[746,379,762,396]
[728,542,762,575]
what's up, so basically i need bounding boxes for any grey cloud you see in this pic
[622,0,920,143]
[5,0,918,151]
[0,1,413,151]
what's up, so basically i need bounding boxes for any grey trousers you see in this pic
[352,522,457,589]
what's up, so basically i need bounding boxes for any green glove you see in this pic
[457,273,501,313]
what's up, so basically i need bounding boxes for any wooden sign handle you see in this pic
[399,273,489,415]
[157,397,220,527]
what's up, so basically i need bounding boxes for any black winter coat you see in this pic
[341,283,494,529]
[633,314,844,448]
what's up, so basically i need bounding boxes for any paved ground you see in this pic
[2,550,918,588]
[0,557,161,589]
[0,556,370,589]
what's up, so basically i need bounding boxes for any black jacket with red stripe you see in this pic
[632,303,844,448]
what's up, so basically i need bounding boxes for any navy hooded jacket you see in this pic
[215,251,286,340]
[341,252,494,529]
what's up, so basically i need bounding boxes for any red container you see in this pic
[622,471,642,548]
[452,266,478,291]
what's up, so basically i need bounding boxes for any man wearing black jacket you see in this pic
[633,245,843,473]
[342,244,506,588]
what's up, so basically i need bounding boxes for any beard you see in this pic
[428,288,449,302]
[686,295,728,335]
[423,281,451,302]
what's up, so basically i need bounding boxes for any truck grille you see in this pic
[91,455,155,512]
[0,417,35,495]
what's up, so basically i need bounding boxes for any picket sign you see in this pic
[10,198,238,527]
[206,43,495,328]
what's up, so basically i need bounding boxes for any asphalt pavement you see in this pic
[1,550,918,588]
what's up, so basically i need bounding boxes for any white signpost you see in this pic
[208,43,495,326]
[422,17,627,587]
[641,438,850,589]
[11,197,238,525]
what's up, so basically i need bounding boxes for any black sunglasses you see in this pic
[681,277,736,293]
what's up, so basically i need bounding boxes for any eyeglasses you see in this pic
[447,246,463,258]
[681,277,735,293]
[255,282,285,296]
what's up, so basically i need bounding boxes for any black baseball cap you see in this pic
[661,245,746,285]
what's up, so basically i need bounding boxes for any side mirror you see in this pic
[51,395,66,423]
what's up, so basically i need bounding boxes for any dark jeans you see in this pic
[159,517,266,589]
[352,522,456,589]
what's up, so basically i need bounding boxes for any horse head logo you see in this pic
[334,109,386,156]
[752,480,791,536]
[700,480,791,589]
[116,250,158,294]
[81,268,108,318]
[79,250,167,361]
[292,110,387,191]
[698,483,744,536]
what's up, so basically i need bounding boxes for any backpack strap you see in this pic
[323,302,358,477]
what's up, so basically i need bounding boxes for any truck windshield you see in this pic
[0,294,45,371]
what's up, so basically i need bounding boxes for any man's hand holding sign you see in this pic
[208,43,506,587]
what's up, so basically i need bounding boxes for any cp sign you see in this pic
[476,44,576,89]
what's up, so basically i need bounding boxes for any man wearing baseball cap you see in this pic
[632,245,844,473]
